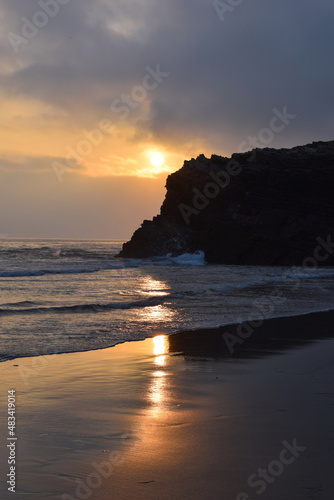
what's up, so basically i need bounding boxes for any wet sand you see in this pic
[1,310,334,499]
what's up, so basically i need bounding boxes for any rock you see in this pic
[117,141,334,266]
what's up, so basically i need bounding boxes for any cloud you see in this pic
[1,0,334,237]
[1,0,334,158]
[0,154,84,173]
[2,0,334,157]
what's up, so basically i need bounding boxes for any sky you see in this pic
[1,0,334,239]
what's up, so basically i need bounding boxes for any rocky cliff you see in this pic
[117,141,334,266]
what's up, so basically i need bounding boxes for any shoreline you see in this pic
[1,309,334,498]
[1,307,334,364]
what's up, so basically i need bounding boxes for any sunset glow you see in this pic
[153,336,167,356]
[1,1,331,239]
[150,153,165,168]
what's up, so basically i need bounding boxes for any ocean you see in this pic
[1,238,334,361]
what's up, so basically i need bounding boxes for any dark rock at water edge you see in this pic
[117,141,334,266]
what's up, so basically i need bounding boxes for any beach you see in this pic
[2,0,334,498]
[1,310,334,499]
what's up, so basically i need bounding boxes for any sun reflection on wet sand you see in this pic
[155,354,166,367]
[153,335,167,356]
[153,335,167,371]
[149,335,168,416]
[149,372,166,406]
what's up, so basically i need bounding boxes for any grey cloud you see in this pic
[1,0,333,154]
[0,155,84,173]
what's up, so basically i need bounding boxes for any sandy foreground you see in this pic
[1,311,334,499]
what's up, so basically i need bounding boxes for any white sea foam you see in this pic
[1,239,334,361]
[167,250,206,266]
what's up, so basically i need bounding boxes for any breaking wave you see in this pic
[0,297,165,316]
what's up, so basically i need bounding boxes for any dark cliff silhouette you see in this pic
[117,141,334,266]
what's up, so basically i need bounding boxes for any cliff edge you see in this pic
[117,141,334,266]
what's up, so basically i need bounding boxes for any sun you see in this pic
[150,152,164,168]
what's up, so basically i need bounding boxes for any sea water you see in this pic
[1,239,334,360]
